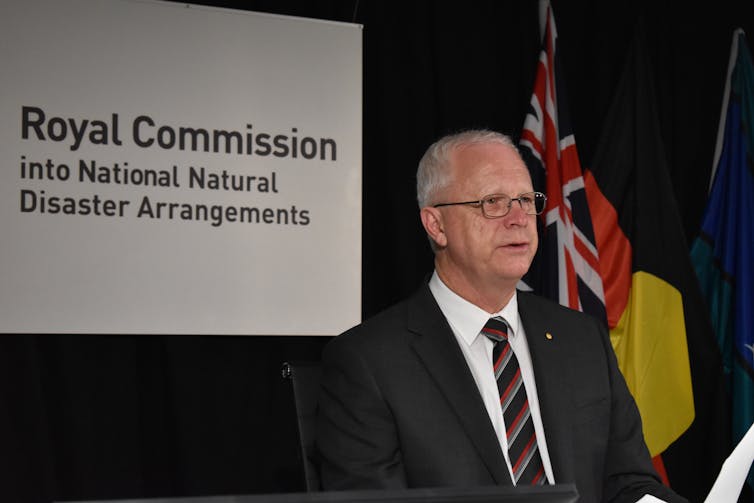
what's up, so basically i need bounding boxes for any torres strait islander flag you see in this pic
[691,28,754,496]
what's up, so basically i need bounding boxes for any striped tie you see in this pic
[482,317,546,485]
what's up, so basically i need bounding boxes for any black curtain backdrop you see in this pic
[2,1,753,502]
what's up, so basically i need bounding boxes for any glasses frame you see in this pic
[433,191,547,219]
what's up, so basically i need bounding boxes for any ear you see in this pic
[420,206,447,248]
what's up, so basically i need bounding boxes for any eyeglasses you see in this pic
[433,191,547,219]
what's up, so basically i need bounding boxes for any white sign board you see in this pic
[0,0,362,335]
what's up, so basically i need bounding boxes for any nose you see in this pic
[504,200,529,226]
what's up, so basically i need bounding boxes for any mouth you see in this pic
[501,241,529,251]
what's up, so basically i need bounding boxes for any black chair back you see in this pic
[281,361,322,492]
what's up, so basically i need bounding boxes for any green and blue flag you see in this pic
[691,28,754,496]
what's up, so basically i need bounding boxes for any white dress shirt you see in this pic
[428,271,555,485]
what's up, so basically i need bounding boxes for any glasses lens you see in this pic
[517,193,536,214]
[479,192,546,217]
[482,195,511,217]
[532,192,546,214]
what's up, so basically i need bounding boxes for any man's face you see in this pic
[432,142,539,290]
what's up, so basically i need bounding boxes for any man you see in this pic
[315,130,687,503]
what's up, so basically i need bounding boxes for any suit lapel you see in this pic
[518,292,575,484]
[405,285,511,485]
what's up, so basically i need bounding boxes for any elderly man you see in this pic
[315,130,687,503]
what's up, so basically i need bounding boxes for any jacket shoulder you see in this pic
[327,283,437,351]
[518,290,605,326]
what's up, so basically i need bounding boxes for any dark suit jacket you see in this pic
[315,284,688,503]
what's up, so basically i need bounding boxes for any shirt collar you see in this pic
[428,271,520,345]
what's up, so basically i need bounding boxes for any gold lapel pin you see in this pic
[545,332,553,340]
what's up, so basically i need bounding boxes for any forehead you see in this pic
[448,141,532,191]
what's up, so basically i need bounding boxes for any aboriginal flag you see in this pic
[583,25,730,501]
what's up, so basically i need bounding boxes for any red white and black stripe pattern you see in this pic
[482,317,546,485]
[518,2,607,324]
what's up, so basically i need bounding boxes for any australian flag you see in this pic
[518,1,607,325]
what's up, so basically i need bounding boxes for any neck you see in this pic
[435,262,516,314]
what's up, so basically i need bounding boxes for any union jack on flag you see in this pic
[518,2,606,324]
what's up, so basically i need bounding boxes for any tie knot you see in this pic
[481,317,508,343]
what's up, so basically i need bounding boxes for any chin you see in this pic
[500,259,534,276]
[496,266,530,281]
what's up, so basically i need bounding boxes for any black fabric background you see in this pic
[2,1,752,502]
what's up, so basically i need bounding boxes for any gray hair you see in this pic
[416,129,517,208]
